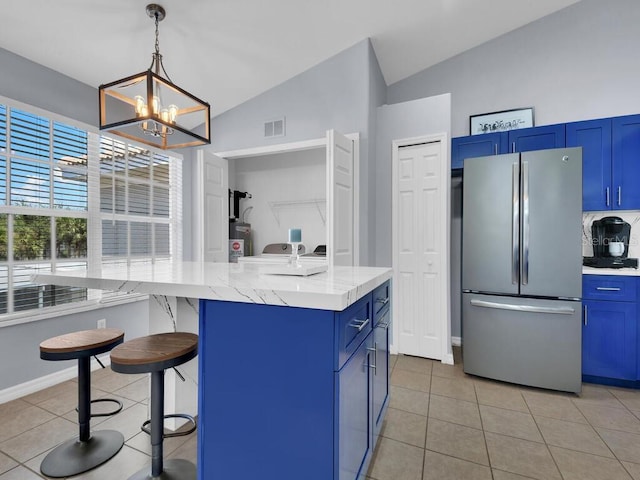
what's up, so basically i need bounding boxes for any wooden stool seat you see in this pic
[40,328,124,361]
[39,328,125,478]
[110,332,198,374]
[111,332,198,480]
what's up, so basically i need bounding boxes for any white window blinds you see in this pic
[0,99,182,320]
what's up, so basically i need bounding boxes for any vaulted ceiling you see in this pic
[1,0,581,116]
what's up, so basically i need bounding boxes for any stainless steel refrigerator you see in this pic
[462,147,582,393]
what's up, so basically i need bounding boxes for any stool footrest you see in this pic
[141,414,197,438]
[75,398,123,418]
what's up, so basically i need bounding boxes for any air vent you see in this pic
[264,117,285,138]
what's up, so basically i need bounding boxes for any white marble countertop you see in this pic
[583,266,640,276]
[32,262,392,311]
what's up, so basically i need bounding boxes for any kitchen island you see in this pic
[33,262,392,480]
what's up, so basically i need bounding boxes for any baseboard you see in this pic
[0,354,111,405]
[441,352,455,365]
[452,336,462,347]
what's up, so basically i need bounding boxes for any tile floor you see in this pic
[3,349,640,479]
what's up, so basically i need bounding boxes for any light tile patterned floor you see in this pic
[367,349,640,480]
[3,348,640,479]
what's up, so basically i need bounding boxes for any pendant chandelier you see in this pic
[98,4,210,150]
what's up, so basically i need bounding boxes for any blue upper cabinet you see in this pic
[613,115,640,210]
[566,119,612,211]
[451,132,507,169]
[507,124,566,153]
[451,124,565,169]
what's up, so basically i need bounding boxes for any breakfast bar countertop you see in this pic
[32,261,392,311]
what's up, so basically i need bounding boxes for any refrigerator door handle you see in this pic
[512,162,520,285]
[521,161,530,285]
[470,299,575,315]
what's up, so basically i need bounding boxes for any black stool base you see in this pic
[128,459,196,480]
[40,430,124,478]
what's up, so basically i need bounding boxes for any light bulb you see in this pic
[134,96,145,117]
[160,108,169,122]
[152,96,160,115]
[168,105,178,124]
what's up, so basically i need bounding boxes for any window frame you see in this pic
[0,95,183,326]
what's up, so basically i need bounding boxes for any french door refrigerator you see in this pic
[462,147,582,393]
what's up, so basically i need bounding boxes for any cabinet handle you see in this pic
[349,318,370,331]
[596,287,621,291]
[367,343,378,375]
[375,297,389,306]
[378,321,390,329]
[512,141,516,153]
[494,143,498,155]
[606,187,610,207]
[583,305,588,326]
[618,186,622,206]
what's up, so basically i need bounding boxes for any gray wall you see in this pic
[0,48,96,126]
[386,0,640,339]
[0,48,150,391]
[209,39,383,266]
[387,0,640,137]
[0,302,149,390]
[375,94,451,267]
[367,42,388,268]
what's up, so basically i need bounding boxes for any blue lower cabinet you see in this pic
[198,281,391,480]
[336,335,372,480]
[582,299,637,382]
[372,308,390,438]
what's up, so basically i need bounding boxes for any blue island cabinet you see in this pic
[197,281,391,480]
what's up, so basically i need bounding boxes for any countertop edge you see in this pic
[582,266,640,276]
[32,268,393,312]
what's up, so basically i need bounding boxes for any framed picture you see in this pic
[470,107,534,135]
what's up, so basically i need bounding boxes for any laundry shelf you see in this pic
[268,198,326,225]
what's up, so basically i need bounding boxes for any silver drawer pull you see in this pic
[378,321,390,329]
[596,287,621,291]
[349,318,370,331]
[375,297,389,306]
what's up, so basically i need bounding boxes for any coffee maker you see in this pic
[583,216,638,268]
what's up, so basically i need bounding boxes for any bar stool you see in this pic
[39,328,125,478]
[111,332,198,480]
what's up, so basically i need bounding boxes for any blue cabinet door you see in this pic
[336,334,372,480]
[566,119,612,211]
[451,132,507,169]
[612,115,640,210]
[372,309,390,440]
[582,299,637,381]
[508,124,566,153]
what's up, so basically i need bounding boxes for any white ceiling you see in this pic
[1,0,580,117]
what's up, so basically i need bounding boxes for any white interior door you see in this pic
[327,130,354,266]
[196,149,228,262]
[393,139,450,361]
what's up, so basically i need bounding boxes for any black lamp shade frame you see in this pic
[99,69,210,150]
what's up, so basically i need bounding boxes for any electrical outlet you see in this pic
[97,319,106,329]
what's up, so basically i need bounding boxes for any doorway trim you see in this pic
[209,133,360,265]
[391,132,453,364]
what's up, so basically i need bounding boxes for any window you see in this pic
[0,100,182,320]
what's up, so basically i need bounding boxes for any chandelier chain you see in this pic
[154,13,160,56]
[148,8,173,83]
